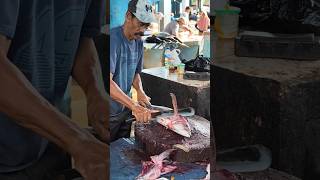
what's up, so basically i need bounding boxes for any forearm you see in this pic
[72,37,108,103]
[0,54,90,154]
[132,73,145,94]
[110,75,136,110]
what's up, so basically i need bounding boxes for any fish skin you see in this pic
[157,93,192,137]
[136,149,177,180]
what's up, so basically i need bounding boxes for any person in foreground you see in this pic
[0,0,109,179]
[110,0,156,142]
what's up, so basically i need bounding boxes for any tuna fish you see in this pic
[136,149,177,180]
[157,93,192,137]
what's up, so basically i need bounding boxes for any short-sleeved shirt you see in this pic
[164,20,179,36]
[110,26,143,117]
[0,0,104,172]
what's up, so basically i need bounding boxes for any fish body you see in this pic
[136,149,177,180]
[157,93,192,137]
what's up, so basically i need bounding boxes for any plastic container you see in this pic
[214,6,241,39]
[143,48,164,69]
[177,63,185,74]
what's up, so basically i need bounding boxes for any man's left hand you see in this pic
[136,91,151,108]
[87,96,110,143]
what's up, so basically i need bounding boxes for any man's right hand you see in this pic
[131,103,152,123]
[71,135,109,180]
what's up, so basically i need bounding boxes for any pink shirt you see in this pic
[197,16,210,31]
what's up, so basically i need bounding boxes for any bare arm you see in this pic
[71,37,109,142]
[0,34,108,179]
[132,73,145,95]
[110,73,136,110]
[181,25,192,33]
[110,73,151,122]
[72,37,107,103]
[0,35,93,152]
[132,73,151,107]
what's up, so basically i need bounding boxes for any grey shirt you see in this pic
[110,26,143,117]
[0,0,104,172]
[164,20,179,36]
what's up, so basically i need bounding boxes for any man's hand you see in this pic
[70,134,109,180]
[136,90,151,107]
[131,103,152,123]
[87,96,110,143]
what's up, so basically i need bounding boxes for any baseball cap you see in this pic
[128,0,156,23]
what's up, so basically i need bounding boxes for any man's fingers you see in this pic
[147,111,151,121]
[138,101,147,107]
[144,111,148,123]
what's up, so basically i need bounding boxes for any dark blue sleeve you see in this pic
[81,0,105,37]
[0,0,19,39]
[110,33,118,74]
[135,41,144,74]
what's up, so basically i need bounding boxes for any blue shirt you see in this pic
[0,0,104,172]
[110,26,143,117]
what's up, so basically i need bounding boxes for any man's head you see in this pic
[185,6,191,13]
[177,17,187,26]
[124,0,156,40]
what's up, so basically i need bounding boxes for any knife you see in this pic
[125,107,195,124]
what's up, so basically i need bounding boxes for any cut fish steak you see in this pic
[157,93,192,137]
[136,149,177,180]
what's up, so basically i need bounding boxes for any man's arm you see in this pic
[132,73,151,107]
[71,37,109,142]
[132,73,144,94]
[0,35,92,155]
[110,73,136,110]
[181,25,192,34]
[0,34,108,180]
[110,73,151,122]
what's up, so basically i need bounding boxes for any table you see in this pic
[141,67,210,120]
[142,34,206,69]
[110,138,207,180]
[212,37,320,178]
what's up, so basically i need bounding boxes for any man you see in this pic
[110,0,155,142]
[181,6,192,23]
[0,0,108,179]
[164,17,192,36]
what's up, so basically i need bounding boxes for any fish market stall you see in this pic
[140,67,210,120]
[110,95,210,180]
[178,34,205,61]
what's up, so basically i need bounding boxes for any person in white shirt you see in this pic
[164,17,192,36]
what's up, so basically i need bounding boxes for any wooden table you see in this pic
[140,67,210,120]
[212,36,320,178]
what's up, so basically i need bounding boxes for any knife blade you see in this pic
[125,107,195,124]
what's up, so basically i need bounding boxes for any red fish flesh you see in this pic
[136,149,177,180]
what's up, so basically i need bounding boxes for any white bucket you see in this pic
[214,6,241,39]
